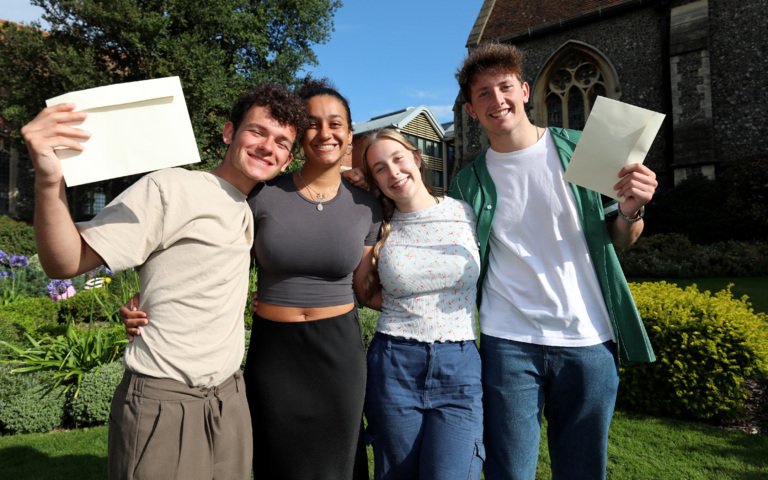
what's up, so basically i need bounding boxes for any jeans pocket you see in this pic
[467,438,486,480]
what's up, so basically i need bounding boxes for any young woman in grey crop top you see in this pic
[360,129,484,480]
[243,79,382,480]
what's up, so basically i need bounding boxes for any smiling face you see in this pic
[464,71,531,147]
[220,105,296,193]
[365,137,426,209]
[302,94,353,167]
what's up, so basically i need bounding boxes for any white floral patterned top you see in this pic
[376,196,480,342]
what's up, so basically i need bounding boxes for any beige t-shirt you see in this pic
[77,168,253,387]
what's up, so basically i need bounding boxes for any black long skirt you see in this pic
[244,309,368,480]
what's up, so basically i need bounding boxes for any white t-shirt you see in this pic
[78,168,253,387]
[479,132,614,346]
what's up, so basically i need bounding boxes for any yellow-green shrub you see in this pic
[618,281,768,421]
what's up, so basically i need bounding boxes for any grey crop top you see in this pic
[248,174,383,307]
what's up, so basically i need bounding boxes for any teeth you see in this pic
[490,108,510,118]
[392,177,408,188]
[316,144,337,151]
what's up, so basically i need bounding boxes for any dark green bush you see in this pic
[0,295,60,335]
[0,216,36,256]
[0,365,66,434]
[618,281,768,422]
[359,307,379,350]
[68,360,124,426]
[1,321,128,398]
[619,234,768,278]
[57,287,120,324]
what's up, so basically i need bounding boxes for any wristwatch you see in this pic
[618,205,645,223]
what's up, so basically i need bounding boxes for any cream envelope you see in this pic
[563,96,665,201]
[45,76,201,187]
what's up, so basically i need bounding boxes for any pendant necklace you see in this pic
[297,170,338,211]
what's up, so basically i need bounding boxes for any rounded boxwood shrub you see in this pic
[618,281,768,422]
[0,295,60,335]
[0,365,66,434]
[0,216,36,256]
[68,360,125,426]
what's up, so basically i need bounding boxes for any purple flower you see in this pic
[0,249,7,266]
[46,279,74,296]
[8,254,29,269]
[0,270,9,279]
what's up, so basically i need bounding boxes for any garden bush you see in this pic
[359,307,379,350]
[1,320,128,398]
[619,234,768,278]
[57,287,121,324]
[0,295,60,335]
[0,365,66,434]
[618,281,768,422]
[0,216,36,256]
[68,360,124,426]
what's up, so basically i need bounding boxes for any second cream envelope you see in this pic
[46,76,201,187]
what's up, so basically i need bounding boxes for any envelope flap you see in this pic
[46,76,182,112]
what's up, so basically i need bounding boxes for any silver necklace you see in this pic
[296,170,338,211]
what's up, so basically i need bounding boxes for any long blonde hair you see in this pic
[360,128,432,296]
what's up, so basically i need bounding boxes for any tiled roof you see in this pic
[470,0,638,45]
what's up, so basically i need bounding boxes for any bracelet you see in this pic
[618,205,645,223]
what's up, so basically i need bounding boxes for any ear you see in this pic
[464,102,477,119]
[413,150,423,169]
[222,122,234,144]
[522,81,531,103]
[280,154,293,172]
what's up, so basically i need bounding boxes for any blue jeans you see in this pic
[365,333,485,480]
[480,335,619,480]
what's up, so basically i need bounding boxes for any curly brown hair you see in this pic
[229,83,308,149]
[456,43,525,103]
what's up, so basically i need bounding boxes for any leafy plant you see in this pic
[619,281,768,421]
[68,360,124,426]
[0,321,128,398]
[0,365,66,434]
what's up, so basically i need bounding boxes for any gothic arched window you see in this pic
[532,42,619,130]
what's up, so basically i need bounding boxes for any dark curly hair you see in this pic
[295,76,353,131]
[229,83,308,147]
[456,43,525,103]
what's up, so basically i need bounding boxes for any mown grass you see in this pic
[1,411,766,479]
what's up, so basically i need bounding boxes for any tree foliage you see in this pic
[1,0,341,216]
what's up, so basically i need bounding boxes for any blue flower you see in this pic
[8,254,29,269]
[0,249,7,266]
[46,278,74,296]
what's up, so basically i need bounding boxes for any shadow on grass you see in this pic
[0,446,107,480]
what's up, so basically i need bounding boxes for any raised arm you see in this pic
[21,104,105,278]
[608,163,657,250]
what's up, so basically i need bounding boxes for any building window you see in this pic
[532,41,619,130]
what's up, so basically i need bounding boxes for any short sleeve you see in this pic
[76,174,165,272]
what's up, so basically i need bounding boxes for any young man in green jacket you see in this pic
[449,43,657,480]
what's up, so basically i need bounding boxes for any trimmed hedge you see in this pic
[619,282,768,421]
[619,234,768,278]
[0,366,66,434]
[68,360,124,426]
[0,216,36,256]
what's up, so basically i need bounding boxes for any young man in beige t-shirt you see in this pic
[21,83,305,480]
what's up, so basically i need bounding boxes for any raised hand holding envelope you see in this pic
[45,76,201,187]
[563,96,665,201]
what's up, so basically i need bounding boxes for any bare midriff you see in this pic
[256,301,356,322]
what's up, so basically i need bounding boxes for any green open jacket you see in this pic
[448,127,655,366]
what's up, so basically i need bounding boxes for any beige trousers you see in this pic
[108,370,252,480]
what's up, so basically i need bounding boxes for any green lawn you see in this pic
[1,411,766,479]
